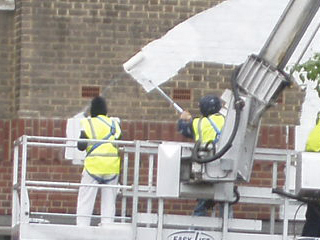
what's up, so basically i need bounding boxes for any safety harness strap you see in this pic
[86,170,118,184]
[207,117,221,144]
[197,116,221,144]
[86,117,116,157]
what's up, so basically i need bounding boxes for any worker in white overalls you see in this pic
[76,96,122,226]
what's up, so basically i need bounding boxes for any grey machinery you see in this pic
[156,0,320,204]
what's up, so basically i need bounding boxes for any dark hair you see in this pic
[199,95,222,117]
[90,96,107,117]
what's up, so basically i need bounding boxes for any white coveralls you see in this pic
[76,115,121,226]
[76,171,118,226]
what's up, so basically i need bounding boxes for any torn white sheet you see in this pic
[123,0,289,92]
[65,112,86,165]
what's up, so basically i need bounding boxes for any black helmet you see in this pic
[90,96,108,117]
[199,95,221,117]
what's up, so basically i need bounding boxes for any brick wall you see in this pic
[9,0,305,123]
[12,0,225,119]
[0,11,14,119]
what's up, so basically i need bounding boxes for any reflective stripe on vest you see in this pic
[207,117,222,144]
[86,170,118,184]
[81,115,121,175]
[192,114,225,144]
[86,116,116,157]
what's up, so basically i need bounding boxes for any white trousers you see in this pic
[76,170,118,226]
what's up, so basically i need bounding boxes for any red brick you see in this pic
[47,119,54,136]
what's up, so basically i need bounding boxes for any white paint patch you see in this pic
[124,0,288,92]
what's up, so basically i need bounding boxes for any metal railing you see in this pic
[12,136,160,233]
[12,135,303,240]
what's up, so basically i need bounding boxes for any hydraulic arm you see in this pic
[200,0,320,183]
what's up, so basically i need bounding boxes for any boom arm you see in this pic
[191,0,320,184]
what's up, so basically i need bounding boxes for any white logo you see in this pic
[167,230,214,240]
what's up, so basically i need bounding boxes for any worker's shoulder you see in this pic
[211,113,225,120]
[213,113,224,117]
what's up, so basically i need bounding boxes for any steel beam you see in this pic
[259,0,320,69]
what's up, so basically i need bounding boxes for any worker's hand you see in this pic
[180,110,192,121]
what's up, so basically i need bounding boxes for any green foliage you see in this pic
[293,52,320,97]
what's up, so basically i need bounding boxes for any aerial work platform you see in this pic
[11,135,309,240]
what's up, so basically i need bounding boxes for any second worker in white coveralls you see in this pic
[76,96,122,226]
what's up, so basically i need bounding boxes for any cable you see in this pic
[230,185,240,205]
[272,188,310,203]
[192,65,244,164]
[293,202,306,240]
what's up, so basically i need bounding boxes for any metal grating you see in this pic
[81,86,100,98]
[172,89,191,101]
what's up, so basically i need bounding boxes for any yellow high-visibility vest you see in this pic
[306,122,320,152]
[81,115,121,175]
[192,114,225,143]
